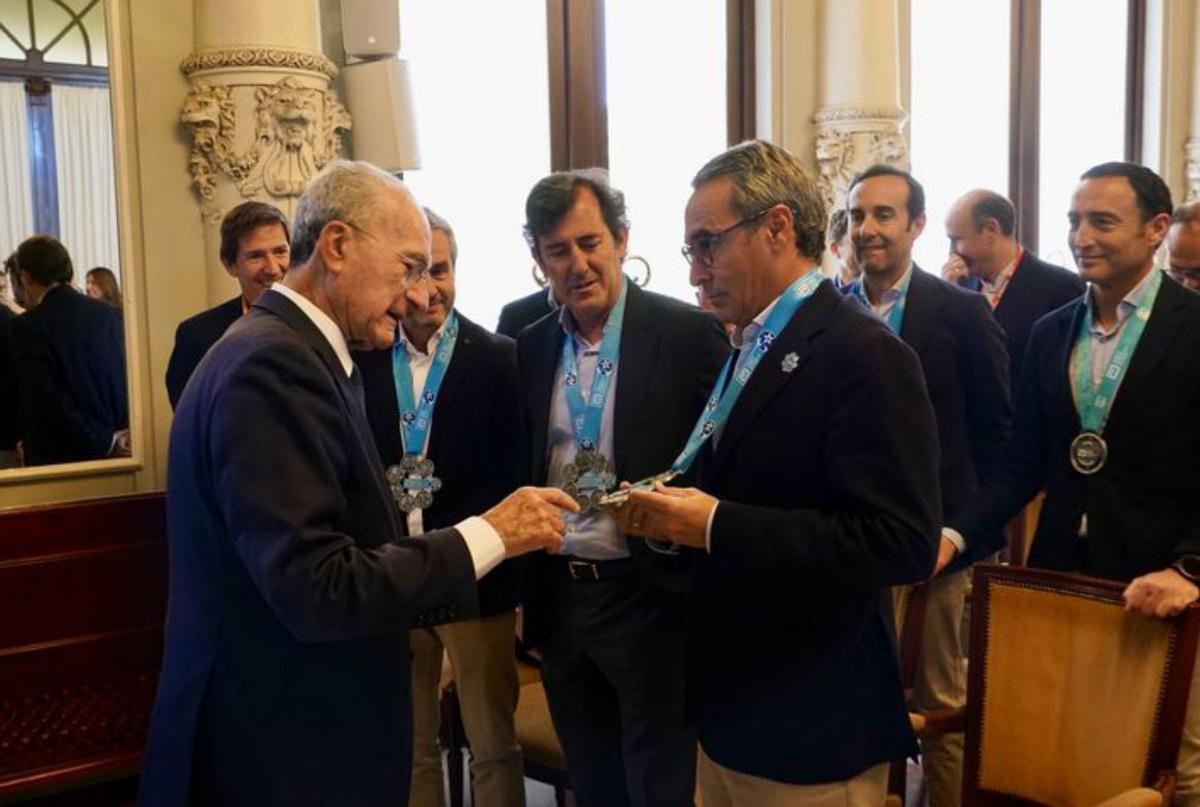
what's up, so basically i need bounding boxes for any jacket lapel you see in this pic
[1050,299,1085,434]
[1104,276,1187,433]
[897,265,938,356]
[613,283,656,480]
[425,311,476,461]
[525,313,563,484]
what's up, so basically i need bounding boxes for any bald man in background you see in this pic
[1168,202,1200,292]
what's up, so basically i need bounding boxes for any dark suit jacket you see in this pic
[139,290,479,807]
[0,306,19,451]
[165,296,243,409]
[497,288,554,338]
[690,280,941,784]
[900,267,1012,524]
[516,283,729,647]
[950,274,1200,581]
[355,312,524,617]
[962,251,1084,381]
[8,285,127,465]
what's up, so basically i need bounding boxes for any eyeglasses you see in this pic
[345,221,431,285]
[681,207,774,268]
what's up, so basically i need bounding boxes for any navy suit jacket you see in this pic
[961,251,1083,382]
[355,312,525,617]
[950,273,1200,581]
[516,282,729,647]
[0,306,19,451]
[8,285,127,465]
[165,296,242,409]
[690,279,941,784]
[140,290,479,807]
[497,288,554,338]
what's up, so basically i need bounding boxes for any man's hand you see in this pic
[1123,568,1200,619]
[483,487,578,559]
[933,534,959,577]
[610,485,717,549]
[111,428,132,458]
[941,254,969,286]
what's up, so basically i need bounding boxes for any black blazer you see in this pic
[497,288,554,338]
[139,290,479,807]
[963,251,1084,382]
[689,280,941,784]
[900,267,1012,523]
[516,282,729,647]
[0,306,19,451]
[951,273,1200,581]
[355,312,524,617]
[8,285,127,465]
[165,296,243,409]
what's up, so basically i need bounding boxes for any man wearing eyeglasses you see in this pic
[1168,201,1200,293]
[517,168,727,806]
[613,140,940,805]
[141,161,578,807]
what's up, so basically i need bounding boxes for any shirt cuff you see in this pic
[942,527,966,554]
[704,501,720,554]
[455,516,506,580]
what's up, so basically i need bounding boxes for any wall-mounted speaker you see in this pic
[342,57,422,172]
[342,0,401,58]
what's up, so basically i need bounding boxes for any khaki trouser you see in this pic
[894,569,969,807]
[1175,644,1200,806]
[697,745,888,806]
[408,609,524,807]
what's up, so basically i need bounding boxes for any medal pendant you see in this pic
[1069,432,1108,475]
[560,449,615,512]
[386,456,443,512]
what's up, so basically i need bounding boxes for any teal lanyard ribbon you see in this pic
[561,280,627,452]
[1071,270,1161,433]
[670,268,824,474]
[391,310,460,456]
[849,270,911,334]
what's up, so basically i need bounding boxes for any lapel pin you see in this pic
[781,352,799,373]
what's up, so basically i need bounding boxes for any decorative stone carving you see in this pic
[180,81,237,221]
[181,47,339,79]
[1187,138,1200,203]
[813,106,909,213]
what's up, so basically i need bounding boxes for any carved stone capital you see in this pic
[181,47,339,79]
[813,105,909,213]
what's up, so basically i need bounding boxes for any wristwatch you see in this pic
[1171,555,1200,584]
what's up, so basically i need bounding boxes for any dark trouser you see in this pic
[539,558,695,807]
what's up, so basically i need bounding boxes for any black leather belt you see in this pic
[559,556,638,582]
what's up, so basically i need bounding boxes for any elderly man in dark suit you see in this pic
[356,208,527,807]
[165,200,291,408]
[139,161,576,807]
[8,235,129,466]
[941,189,1085,380]
[615,140,940,805]
[517,168,728,807]
[942,162,1200,805]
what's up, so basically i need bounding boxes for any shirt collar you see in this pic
[982,247,1022,293]
[1085,266,1159,335]
[398,313,452,358]
[731,290,785,351]
[270,284,355,378]
[558,304,608,350]
[852,263,913,307]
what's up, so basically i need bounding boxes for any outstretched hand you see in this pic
[484,487,579,558]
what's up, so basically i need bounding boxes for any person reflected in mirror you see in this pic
[165,201,291,408]
[8,235,130,466]
[85,266,123,310]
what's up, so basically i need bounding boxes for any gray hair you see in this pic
[290,160,409,266]
[423,207,458,266]
[1172,202,1200,226]
[692,140,827,262]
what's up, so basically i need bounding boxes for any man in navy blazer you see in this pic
[941,189,1084,381]
[139,161,575,807]
[618,140,940,804]
[165,201,291,408]
[8,236,129,466]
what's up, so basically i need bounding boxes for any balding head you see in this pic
[1168,201,1200,291]
[944,189,1019,282]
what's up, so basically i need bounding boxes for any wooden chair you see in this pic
[0,493,167,804]
[956,564,1199,805]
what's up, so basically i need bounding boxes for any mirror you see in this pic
[0,0,131,473]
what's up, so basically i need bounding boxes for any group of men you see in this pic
[142,140,1200,807]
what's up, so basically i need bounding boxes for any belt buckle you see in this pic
[568,560,600,581]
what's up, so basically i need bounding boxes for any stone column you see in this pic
[812,0,908,214]
[179,0,350,304]
[1186,0,1200,202]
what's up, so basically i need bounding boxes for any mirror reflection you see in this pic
[0,0,129,470]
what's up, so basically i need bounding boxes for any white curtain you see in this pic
[51,83,120,287]
[0,81,34,263]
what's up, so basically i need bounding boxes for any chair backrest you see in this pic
[964,564,1199,806]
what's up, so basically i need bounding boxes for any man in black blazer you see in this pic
[517,169,727,806]
[847,166,1011,806]
[942,162,1200,803]
[617,140,940,804]
[139,161,575,807]
[8,236,129,466]
[497,285,556,338]
[165,201,291,408]
[356,208,527,807]
[941,189,1085,380]
[0,304,20,467]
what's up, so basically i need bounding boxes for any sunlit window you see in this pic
[605,0,726,305]
[401,1,550,330]
[909,0,1009,275]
